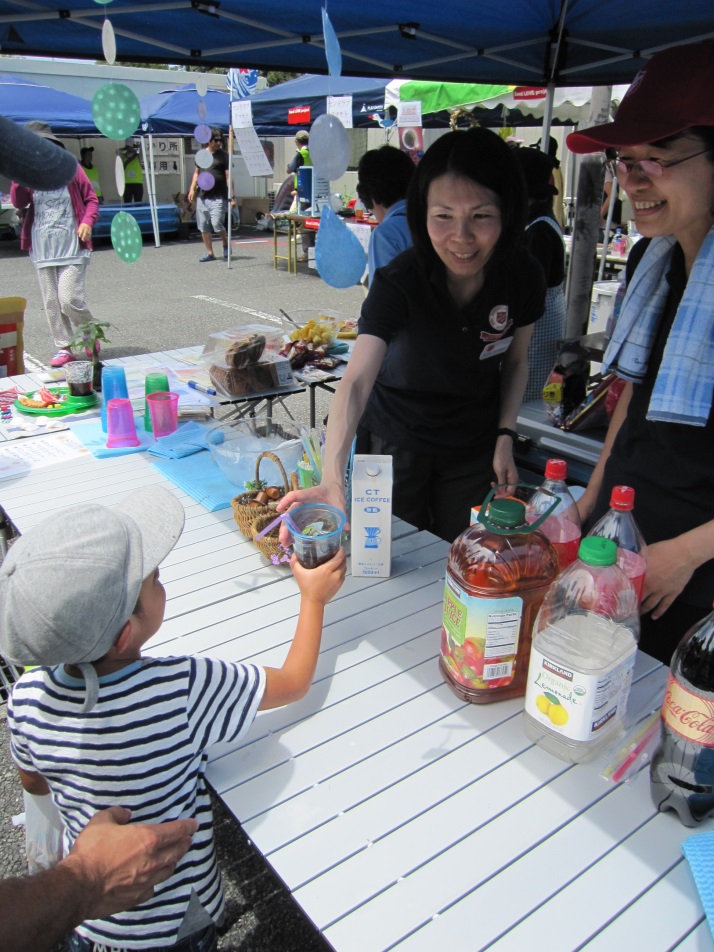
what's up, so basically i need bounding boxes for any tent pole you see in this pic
[227,102,233,268]
[597,177,619,281]
[540,83,555,147]
[141,135,160,249]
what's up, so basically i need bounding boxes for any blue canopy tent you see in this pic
[140,85,232,135]
[248,74,390,136]
[0,1,711,86]
[0,73,97,134]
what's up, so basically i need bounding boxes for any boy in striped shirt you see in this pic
[1,485,345,951]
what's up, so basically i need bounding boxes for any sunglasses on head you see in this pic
[211,136,222,142]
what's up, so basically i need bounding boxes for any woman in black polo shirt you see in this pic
[568,40,714,663]
[280,128,545,542]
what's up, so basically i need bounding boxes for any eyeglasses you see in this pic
[608,148,709,180]
[211,137,222,142]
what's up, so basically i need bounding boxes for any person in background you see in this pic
[4,807,197,952]
[2,485,345,952]
[514,147,566,403]
[117,139,144,203]
[568,39,714,663]
[537,135,566,229]
[287,130,315,262]
[79,146,103,204]
[188,127,230,262]
[356,145,414,285]
[10,121,99,369]
[279,128,545,543]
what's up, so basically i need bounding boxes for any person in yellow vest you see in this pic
[287,130,314,262]
[79,147,103,204]
[117,139,144,203]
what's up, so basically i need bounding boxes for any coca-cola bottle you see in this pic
[526,459,581,571]
[650,608,714,826]
[588,485,647,605]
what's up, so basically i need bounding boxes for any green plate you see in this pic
[14,386,99,417]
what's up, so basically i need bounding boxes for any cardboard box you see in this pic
[238,197,271,223]
[350,455,393,578]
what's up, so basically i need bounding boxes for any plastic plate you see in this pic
[14,387,99,417]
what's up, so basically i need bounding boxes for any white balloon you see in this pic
[115,154,125,196]
[102,19,116,65]
[195,148,214,170]
[309,113,349,182]
[195,74,209,98]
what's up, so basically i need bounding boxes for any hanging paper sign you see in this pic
[310,112,349,181]
[231,99,253,130]
[92,83,140,140]
[152,138,181,157]
[322,7,342,78]
[151,156,180,175]
[111,211,142,263]
[233,127,273,176]
[114,155,125,196]
[327,96,353,129]
[514,86,548,100]
[194,123,211,144]
[101,19,116,65]
[315,205,366,289]
[398,126,425,165]
[288,105,311,125]
[397,101,422,127]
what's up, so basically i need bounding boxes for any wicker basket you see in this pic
[251,512,286,561]
[231,451,289,537]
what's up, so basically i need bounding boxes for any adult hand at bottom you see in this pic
[276,483,348,547]
[66,806,198,920]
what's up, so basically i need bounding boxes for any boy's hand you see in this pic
[291,547,346,604]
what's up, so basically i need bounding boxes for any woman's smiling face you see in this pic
[618,134,714,258]
[426,172,502,295]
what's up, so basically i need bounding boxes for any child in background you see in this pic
[1,486,345,952]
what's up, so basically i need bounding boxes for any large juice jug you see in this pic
[440,493,560,704]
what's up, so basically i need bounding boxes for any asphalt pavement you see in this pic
[0,221,363,950]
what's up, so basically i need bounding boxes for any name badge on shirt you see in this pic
[480,336,513,360]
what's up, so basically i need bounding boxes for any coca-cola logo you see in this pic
[663,681,714,745]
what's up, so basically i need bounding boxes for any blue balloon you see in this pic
[315,205,366,289]
[322,7,342,78]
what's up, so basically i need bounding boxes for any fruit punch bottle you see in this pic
[526,459,581,571]
[650,608,714,826]
[440,494,559,704]
[523,537,640,762]
[588,485,647,605]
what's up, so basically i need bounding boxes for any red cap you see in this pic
[610,485,635,510]
[567,41,714,154]
[544,459,567,480]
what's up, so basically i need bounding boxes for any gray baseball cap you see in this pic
[0,486,184,709]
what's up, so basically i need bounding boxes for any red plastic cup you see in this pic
[147,392,179,437]
[106,398,140,448]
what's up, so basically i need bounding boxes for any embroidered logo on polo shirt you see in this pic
[481,304,512,342]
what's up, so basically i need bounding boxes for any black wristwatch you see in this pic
[496,427,519,441]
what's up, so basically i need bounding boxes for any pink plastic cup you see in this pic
[147,392,179,437]
[106,398,140,448]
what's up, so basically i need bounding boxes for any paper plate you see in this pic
[14,387,99,417]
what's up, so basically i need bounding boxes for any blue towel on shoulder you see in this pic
[603,225,714,426]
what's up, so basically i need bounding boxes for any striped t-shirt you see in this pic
[8,655,265,949]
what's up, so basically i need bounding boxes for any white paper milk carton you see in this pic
[350,454,393,577]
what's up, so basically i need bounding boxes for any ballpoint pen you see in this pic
[187,380,217,396]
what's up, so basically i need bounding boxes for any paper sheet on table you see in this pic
[0,430,90,469]
[0,404,100,441]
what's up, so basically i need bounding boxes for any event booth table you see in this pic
[0,361,712,951]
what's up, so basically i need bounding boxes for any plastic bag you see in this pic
[23,791,64,874]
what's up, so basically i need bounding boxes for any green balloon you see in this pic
[92,83,140,140]
[111,211,143,264]
[93,0,114,4]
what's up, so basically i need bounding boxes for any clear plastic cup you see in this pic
[287,503,345,569]
[106,397,140,448]
[146,391,179,438]
[100,366,129,432]
[143,371,170,432]
[64,360,94,397]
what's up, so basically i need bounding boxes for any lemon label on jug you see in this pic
[525,647,636,742]
[441,578,523,690]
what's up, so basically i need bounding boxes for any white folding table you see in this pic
[0,410,712,952]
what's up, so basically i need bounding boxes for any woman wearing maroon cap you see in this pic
[568,40,714,663]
